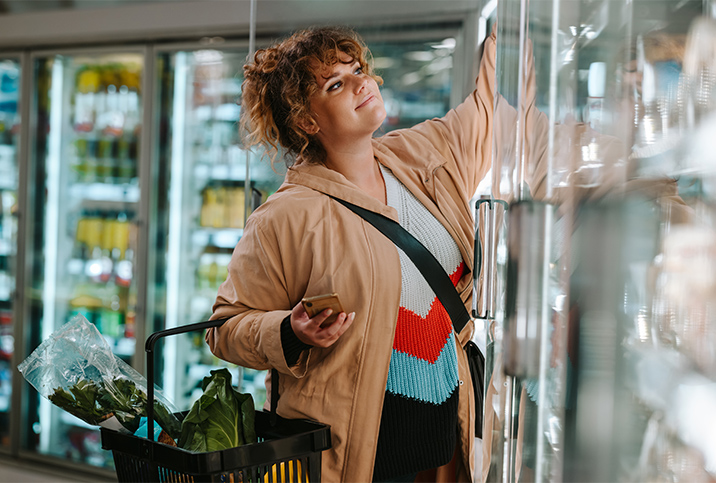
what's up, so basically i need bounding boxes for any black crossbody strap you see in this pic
[333,197,471,335]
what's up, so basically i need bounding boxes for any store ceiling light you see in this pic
[401,71,422,86]
[373,57,396,69]
[431,38,456,50]
[194,49,224,64]
[405,51,434,62]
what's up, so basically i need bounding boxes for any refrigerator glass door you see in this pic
[27,49,144,468]
[152,25,462,414]
[153,46,255,411]
[485,0,715,481]
[0,56,20,449]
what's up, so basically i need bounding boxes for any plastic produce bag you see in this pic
[18,314,181,440]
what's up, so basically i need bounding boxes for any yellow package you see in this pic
[263,460,306,483]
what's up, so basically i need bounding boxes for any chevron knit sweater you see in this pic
[372,166,464,481]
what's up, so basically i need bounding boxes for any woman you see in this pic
[206,25,496,482]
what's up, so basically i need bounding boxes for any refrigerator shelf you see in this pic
[192,228,242,249]
[194,162,247,183]
[194,102,240,122]
[69,182,140,203]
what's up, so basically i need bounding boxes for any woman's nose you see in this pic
[353,76,368,93]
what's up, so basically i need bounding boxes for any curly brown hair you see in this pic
[240,26,382,167]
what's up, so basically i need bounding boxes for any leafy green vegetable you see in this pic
[48,379,106,424]
[47,376,181,440]
[177,368,257,452]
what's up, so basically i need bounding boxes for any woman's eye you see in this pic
[354,66,363,75]
[327,80,342,91]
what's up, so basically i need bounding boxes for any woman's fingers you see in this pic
[313,308,337,328]
[307,310,351,348]
[290,301,355,347]
[332,311,355,339]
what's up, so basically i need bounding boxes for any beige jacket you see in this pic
[206,35,496,483]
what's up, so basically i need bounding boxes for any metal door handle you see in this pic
[473,197,508,320]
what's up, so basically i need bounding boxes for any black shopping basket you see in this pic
[100,319,332,482]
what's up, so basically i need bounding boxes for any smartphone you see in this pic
[301,293,344,327]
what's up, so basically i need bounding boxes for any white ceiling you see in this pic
[0,0,188,15]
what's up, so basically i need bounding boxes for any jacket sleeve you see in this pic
[205,214,310,377]
[408,30,497,199]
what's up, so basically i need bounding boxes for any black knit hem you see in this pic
[372,389,459,481]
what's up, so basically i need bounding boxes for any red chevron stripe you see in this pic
[448,261,466,286]
[393,262,466,363]
[394,303,452,363]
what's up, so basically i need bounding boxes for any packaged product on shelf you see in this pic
[113,219,134,288]
[199,184,224,228]
[214,185,228,228]
[83,138,100,183]
[70,211,135,341]
[72,61,141,185]
[0,258,11,303]
[226,183,245,229]
[96,136,116,182]
[99,213,115,282]
[115,134,136,183]
[195,247,232,293]
[82,214,104,281]
[73,67,100,133]
[100,84,125,138]
[200,182,247,229]
[18,314,181,440]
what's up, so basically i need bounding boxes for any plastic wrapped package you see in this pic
[18,314,181,441]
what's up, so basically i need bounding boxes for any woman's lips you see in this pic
[356,95,374,109]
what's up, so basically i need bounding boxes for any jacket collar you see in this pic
[285,154,399,222]
[284,136,447,222]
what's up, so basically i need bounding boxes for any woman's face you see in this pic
[307,52,386,147]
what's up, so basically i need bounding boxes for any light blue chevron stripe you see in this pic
[385,335,459,405]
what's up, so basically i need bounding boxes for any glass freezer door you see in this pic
[483,0,716,481]
[0,56,20,450]
[27,49,144,468]
[153,47,266,412]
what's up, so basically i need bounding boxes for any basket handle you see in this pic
[145,318,229,442]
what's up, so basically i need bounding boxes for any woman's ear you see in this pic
[298,115,319,135]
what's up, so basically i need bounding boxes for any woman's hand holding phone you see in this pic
[291,293,355,348]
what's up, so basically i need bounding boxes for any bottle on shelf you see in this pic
[226,182,246,229]
[98,212,116,283]
[73,66,100,134]
[96,276,124,340]
[96,135,116,184]
[124,298,136,341]
[199,182,247,229]
[113,214,133,288]
[85,138,100,184]
[0,257,11,304]
[83,212,104,283]
[72,61,141,186]
[68,209,135,343]
[199,184,224,228]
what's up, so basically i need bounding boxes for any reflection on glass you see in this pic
[0,57,19,448]
[485,0,716,481]
[29,51,143,468]
[369,35,455,131]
